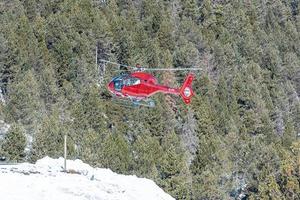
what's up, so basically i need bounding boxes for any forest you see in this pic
[0,0,299,199]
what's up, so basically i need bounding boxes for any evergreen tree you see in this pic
[100,133,133,174]
[282,117,296,147]
[1,123,26,161]
[79,128,103,166]
[257,175,284,200]
[159,131,191,199]
[6,70,43,125]
[0,1,299,199]
[132,133,163,179]
[180,0,198,20]
[31,110,74,161]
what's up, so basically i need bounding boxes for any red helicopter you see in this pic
[99,60,201,107]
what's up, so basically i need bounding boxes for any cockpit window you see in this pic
[112,75,127,91]
[114,80,122,91]
[112,75,140,91]
[124,78,140,86]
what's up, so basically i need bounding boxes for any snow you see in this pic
[0,157,175,200]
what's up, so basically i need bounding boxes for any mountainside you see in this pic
[0,0,299,199]
[0,157,175,200]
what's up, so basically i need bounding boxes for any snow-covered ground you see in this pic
[0,157,174,200]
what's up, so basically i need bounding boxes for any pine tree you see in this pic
[215,75,231,134]
[0,33,10,93]
[282,117,296,148]
[180,0,198,20]
[6,70,43,125]
[140,0,163,35]
[132,133,163,179]
[159,131,191,199]
[100,133,133,174]
[173,36,200,68]
[71,85,106,134]
[157,19,175,51]
[31,111,73,161]
[22,0,37,20]
[0,1,299,199]
[79,128,103,166]
[1,123,26,161]
[257,175,284,200]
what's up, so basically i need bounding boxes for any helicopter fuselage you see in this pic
[107,72,179,100]
[107,72,194,104]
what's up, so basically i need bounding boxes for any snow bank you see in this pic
[0,157,174,200]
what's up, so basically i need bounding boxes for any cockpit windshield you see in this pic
[112,75,127,91]
[114,80,122,91]
[112,75,141,91]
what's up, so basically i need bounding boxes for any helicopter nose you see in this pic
[108,82,114,91]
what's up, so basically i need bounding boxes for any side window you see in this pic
[124,79,131,86]
[124,78,140,86]
[132,78,140,85]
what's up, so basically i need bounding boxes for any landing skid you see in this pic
[111,97,155,108]
[133,99,155,108]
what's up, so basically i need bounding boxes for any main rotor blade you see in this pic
[99,59,134,69]
[141,67,202,71]
[99,59,202,71]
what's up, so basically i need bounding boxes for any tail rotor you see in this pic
[179,74,194,104]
